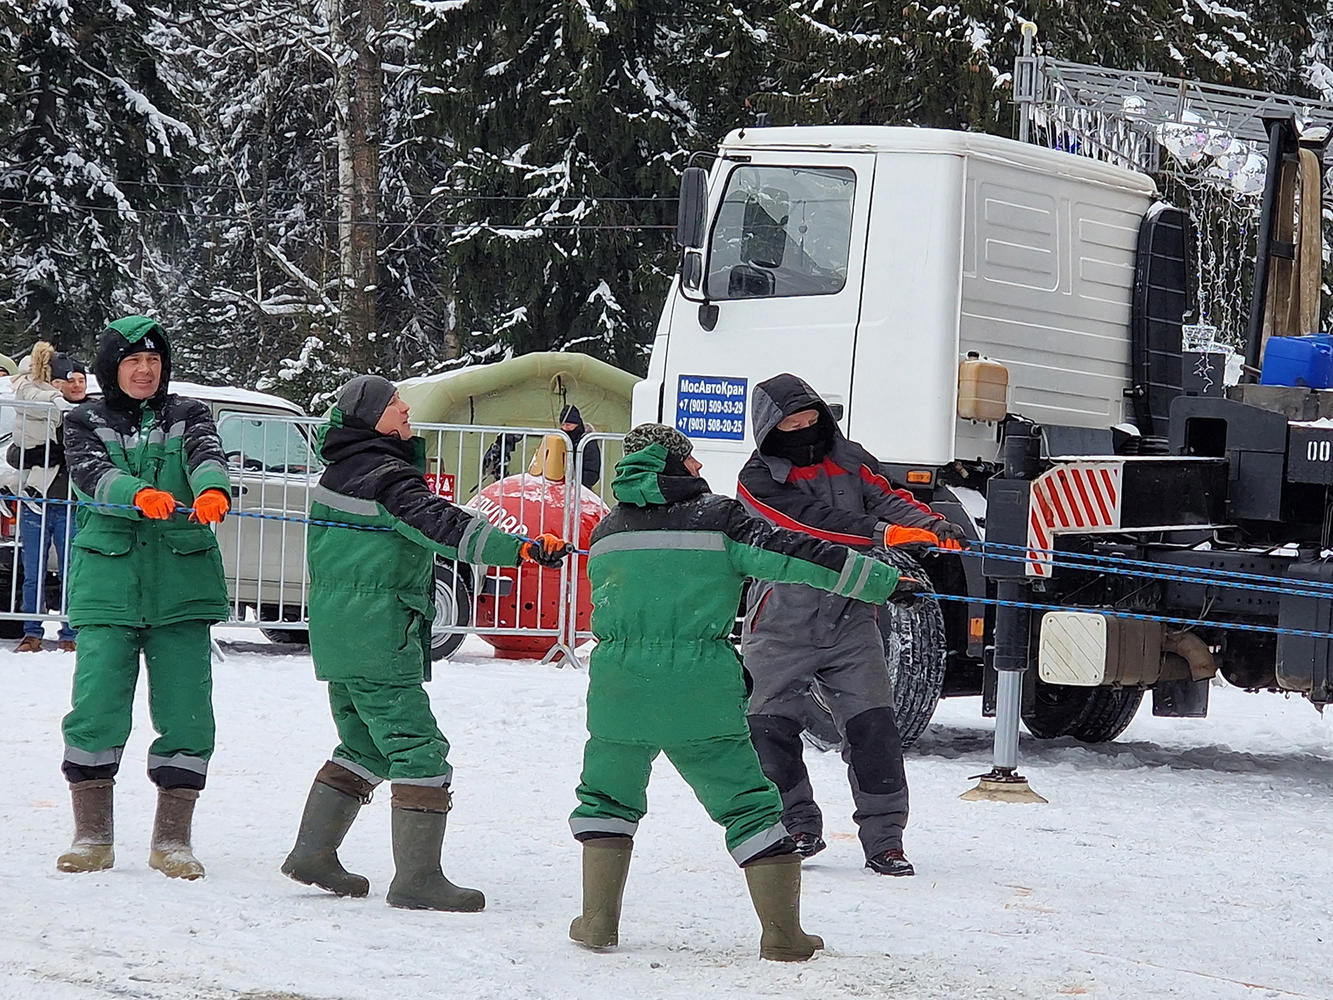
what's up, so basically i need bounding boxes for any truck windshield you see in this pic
[706,165,855,300]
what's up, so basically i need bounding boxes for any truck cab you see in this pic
[635,126,1175,491]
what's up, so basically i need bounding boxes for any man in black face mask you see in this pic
[737,373,966,878]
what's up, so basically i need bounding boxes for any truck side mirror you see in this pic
[676,167,708,249]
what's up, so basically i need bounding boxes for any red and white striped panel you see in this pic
[1026,462,1123,577]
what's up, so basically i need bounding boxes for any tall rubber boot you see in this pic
[281,762,372,897]
[385,784,484,912]
[148,787,205,880]
[743,854,825,962]
[56,779,115,873]
[568,836,633,950]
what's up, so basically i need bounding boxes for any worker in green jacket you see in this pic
[57,315,233,880]
[282,374,569,912]
[569,423,922,962]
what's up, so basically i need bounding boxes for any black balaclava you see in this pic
[763,414,835,467]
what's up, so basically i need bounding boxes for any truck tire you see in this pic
[430,563,472,661]
[1021,681,1144,742]
[801,569,947,751]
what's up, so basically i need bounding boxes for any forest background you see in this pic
[2,1,1331,405]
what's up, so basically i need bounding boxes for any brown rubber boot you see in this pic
[744,854,825,961]
[568,837,633,950]
[281,761,373,897]
[385,784,484,912]
[148,787,205,880]
[56,779,115,873]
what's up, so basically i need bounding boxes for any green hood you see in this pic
[611,444,708,507]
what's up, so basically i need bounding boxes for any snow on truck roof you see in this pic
[719,125,1158,196]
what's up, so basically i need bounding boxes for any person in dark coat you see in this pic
[738,372,966,878]
[560,404,601,489]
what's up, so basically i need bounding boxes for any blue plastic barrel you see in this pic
[1260,335,1333,388]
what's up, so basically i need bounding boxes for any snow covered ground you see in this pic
[3,631,1332,1000]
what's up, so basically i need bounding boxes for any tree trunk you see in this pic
[329,0,383,371]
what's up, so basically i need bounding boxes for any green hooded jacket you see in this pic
[585,445,900,744]
[63,316,232,627]
[306,407,524,683]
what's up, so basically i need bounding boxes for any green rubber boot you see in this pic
[568,837,633,950]
[281,767,371,897]
[385,785,484,912]
[56,779,115,874]
[744,854,825,962]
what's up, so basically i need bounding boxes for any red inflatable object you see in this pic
[466,470,608,659]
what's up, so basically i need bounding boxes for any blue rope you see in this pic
[11,494,586,553]
[975,539,1333,595]
[11,495,396,532]
[929,590,1333,642]
[14,497,1324,638]
[954,546,1333,603]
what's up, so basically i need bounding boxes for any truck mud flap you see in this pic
[1275,560,1333,705]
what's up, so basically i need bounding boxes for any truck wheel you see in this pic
[1021,681,1144,742]
[801,570,947,751]
[431,563,472,661]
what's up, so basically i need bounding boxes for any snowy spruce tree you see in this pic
[0,0,193,353]
[418,1,769,373]
[159,1,454,402]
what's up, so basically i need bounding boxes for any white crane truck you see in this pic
[632,120,1333,747]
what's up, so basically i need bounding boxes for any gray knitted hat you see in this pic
[336,374,397,429]
[623,422,693,460]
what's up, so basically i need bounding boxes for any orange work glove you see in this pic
[190,489,231,525]
[519,532,572,568]
[883,524,941,548]
[134,487,179,520]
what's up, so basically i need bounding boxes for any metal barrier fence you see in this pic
[568,431,626,650]
[215,412,600,665]
[0,395,623,667]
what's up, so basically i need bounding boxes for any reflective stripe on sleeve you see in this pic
[458,514,495,563]
[840,556,876,601]
[92,467,136,505]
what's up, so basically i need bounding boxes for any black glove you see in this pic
[888,573,931,604]
[933,519,969,549]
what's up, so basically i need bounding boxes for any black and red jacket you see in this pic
[738,373,943,645]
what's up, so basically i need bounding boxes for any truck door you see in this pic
[662,152,875,495]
